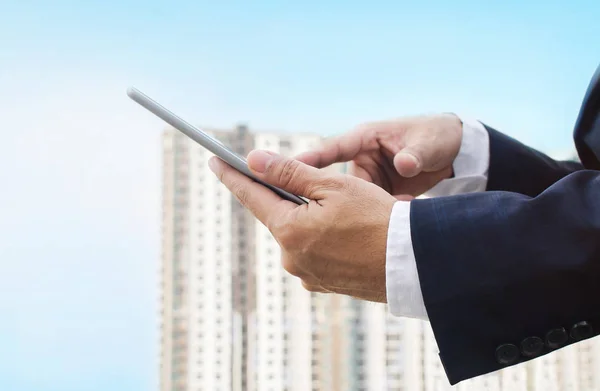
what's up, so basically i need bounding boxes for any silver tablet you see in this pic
[127,87,307,205]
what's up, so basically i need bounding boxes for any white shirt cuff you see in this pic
[386,200,428,320]
[385,116,490,320]
[424,116,490,197]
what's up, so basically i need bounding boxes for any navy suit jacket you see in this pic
[410,63,600,385]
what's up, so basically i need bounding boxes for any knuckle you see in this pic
[282,262,299,277]
[333,175,358,196]
[230,181,250,206]
[337,174,352,189]
[310,174,345,196]
[281,254,302,277]
[265,212,282,234]
[277,159,301,189]
[347,182,364,199]
[353,122,372,133]
[276,220,298,249]
[318,175,343,191]
[216,168,227,184]
[354,122,377,139]
[301,281,318,292]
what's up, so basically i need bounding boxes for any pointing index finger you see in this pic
[295,129,365,168]
[295,119,404,168]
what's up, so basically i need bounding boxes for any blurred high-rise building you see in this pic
[159,125,361,391]
[159,125,600,391]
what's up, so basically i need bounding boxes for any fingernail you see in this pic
[247,150,273,173]
[395,151,422,178]
[402,152,421,170]
[208,156,218,173]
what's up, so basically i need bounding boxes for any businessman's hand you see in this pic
[295,114,463,199]
[209,150,397,302]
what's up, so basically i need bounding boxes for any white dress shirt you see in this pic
[385,117,490,320]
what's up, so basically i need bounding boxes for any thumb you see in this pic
[247,150,339,198]
[393,148,423,178]
[393,130,454,178]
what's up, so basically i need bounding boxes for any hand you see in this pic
[295,113,463,199]
[208,150,397,302]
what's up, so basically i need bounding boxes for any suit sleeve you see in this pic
[484,124,584,196]
[410,170,600,385]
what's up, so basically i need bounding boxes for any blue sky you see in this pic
[0,1,598,390]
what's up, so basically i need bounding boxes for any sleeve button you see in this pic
[570,321,593,341]
[546,327,568,349]
[495,343,519,365]
[520,336,544,357]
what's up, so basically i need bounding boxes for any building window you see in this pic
[280,140,291,148]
